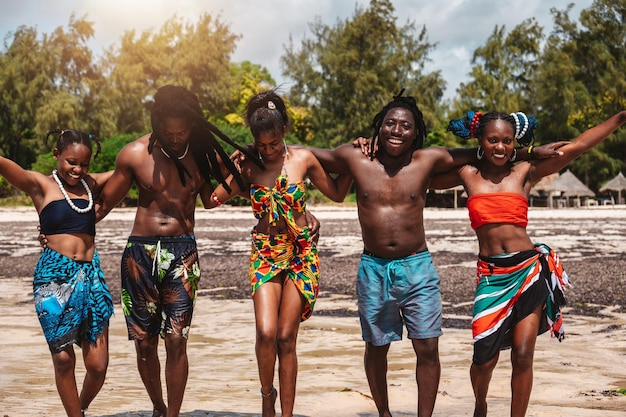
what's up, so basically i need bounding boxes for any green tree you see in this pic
[451,19,544,119]
[0,15,105,167]
[222,63,316,145]
[0,25,53,165]
[281,0,445,147]
[536,0,626,187]
[102,13,241,135]
[34,16,104,136]
[224,60,275,126]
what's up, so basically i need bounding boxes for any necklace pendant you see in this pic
[160,143,190,160]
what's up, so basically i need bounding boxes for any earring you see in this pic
[509,147,517,162]
[283,140,289,156]
[476,146,484,160]
[258,150,263,162]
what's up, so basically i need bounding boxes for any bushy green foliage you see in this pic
[91,133,138,173]
[29,133,138,175]
[1,0,625,202]
[0,177,17,198]
[281,0,445,148]
[450,0,626,188]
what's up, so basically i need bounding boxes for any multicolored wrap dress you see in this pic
[33,248,114,354]
[249,174,319,321]
[472,243,570,365]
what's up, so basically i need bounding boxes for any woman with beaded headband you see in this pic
[208,89,352,417]
[445,109,626,417]
[0,129,114,417]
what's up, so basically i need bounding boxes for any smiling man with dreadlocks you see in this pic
[94,85,260,417]
[298,89,565,417]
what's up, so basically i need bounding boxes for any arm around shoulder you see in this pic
[200,174,245,209]
[427,146,476,174]
[95,141,140,221]
[89,170,115,195]
[296,143,353,174]
[304,148,352,202]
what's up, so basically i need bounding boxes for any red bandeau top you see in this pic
[466,192,528,230]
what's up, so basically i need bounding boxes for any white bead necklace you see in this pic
[160,143,190,160]
[52,169,93,214]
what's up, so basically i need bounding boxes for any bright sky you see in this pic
[0,0,592,100]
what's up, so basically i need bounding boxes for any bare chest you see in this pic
[353,163,428,205]
[134,154,204,195]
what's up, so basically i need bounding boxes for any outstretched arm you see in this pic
[530,110,626,181]
[431,142,564,173]
[0,157,45,207]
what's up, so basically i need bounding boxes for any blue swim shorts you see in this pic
[357,250,443,346]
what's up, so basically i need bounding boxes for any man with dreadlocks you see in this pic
[94,85,260,417]
[302,90,563,417]
[303,91,468,417]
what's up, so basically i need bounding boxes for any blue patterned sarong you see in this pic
[33,248,114,353]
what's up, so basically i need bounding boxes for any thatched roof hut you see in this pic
[544,170,595,196]
[530,172,558,199]
[599,171,626,204]
[544,170,595,207]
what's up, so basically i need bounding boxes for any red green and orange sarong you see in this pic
[249,228,319,321]
[472,243,570,365]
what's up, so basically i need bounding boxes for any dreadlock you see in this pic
[369,88,426,160]
[148,85,260,192]
[45,129,102,159]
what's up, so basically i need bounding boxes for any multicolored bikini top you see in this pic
[39,199,96,236]
[250,174,307,235]
[466,192,528,230]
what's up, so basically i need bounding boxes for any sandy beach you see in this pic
[0,205,625,416]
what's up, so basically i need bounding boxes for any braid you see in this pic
[149,85,260,191]
[45,129,101,159]
[447,111,538,145]
[370,89,426,160]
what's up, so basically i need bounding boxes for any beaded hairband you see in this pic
[469,112,483,138]
[510,112,529,141]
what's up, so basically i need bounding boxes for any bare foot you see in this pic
[473,402,487,417]
[152,407,166,417]
[261,386,277,417]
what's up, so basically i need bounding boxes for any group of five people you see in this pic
[3,84,625,417]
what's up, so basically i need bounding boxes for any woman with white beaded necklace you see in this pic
[0,128,114,417]
[443,110,626,417]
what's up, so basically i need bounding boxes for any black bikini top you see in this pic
[39,199,96,236]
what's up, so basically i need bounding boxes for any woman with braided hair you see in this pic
[94,85,265,417]
[2,129,113,417]
[445,109,626,417]
[209,89,352,417]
